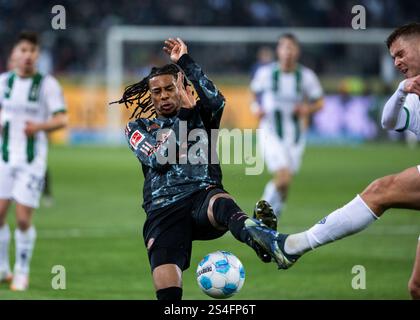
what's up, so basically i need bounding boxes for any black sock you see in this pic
[212,198,250,244]
[156,286,183,300]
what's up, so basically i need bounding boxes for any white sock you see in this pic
[262,181,284,218]
[285,195,378,255]
[14,226,36,275]
[0,224,11,272]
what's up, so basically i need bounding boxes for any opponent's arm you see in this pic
[24,112,67,136]
[294,98,324,117]
[382,75,420,130]
[381,80,409,130]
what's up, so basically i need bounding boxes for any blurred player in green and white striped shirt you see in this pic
[0,31,67,291]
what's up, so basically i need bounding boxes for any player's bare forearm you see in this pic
[39,112,68,132]
[308,97,324,114]
[25,112,68,136]
[295,98,323,117]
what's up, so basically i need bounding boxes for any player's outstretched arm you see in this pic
[163,38,225,117]
[163,38,187,64]
[176,71,195,110]
[381,81,409,129]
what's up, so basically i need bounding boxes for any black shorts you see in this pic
[143,186,228,272]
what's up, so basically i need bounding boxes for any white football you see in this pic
[196,250,245,299]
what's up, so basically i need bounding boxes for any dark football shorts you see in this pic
[143,186,228,272]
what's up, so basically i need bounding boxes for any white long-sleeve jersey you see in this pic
[381,80,420,137]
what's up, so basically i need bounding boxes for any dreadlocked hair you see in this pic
[110,63,190,119]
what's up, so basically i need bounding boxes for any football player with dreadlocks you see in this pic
[113,38,280,300]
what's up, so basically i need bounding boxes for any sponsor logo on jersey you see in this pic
[130,130,145,149]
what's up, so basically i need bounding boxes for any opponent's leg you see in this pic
[11,203,36,291]
[261,168,292,220]
[271,166,420,269]
[408,237,420,300]
[0,199,12,283]
[360,166,420,215]
[258,126,293,221]
[0,163,14,282]
[0,199,11,226]
[10,166,45,290]
[42,169,54,207]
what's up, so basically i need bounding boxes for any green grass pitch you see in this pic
[0,142,419,299]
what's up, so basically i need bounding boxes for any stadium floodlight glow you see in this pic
[106,26,393,142]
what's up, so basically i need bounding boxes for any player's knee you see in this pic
[408,278,420,300]
[364,175,395,195]
[0,205,9,222]
[16,219,31,231]
[156,286,183,300]
[274,179,287,190]
[274,170,292,190]
[0,213,7,226]
[361,176,395,209]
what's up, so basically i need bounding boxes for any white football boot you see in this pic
[10,272,29,291]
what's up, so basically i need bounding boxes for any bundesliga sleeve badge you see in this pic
[130,130,145,149]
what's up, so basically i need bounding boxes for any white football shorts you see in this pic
[257,127,305,173]
[0,160,46,208]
